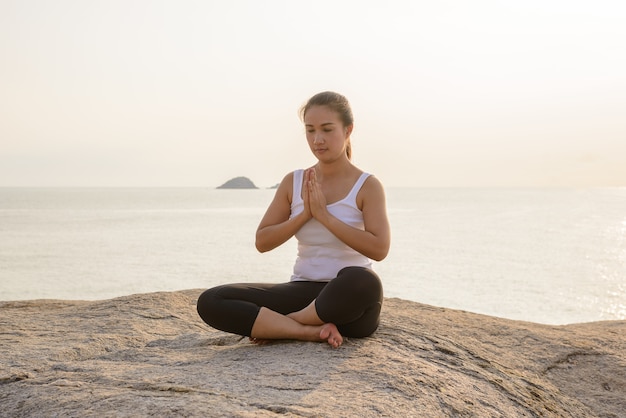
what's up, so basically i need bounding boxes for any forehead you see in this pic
[303,105,341,125]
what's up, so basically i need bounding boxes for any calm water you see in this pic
[1,187,624,325]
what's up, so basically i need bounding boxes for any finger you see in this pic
[309,167,317,183]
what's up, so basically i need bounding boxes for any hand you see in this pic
[301,171,313,221]
[305,168,328,223]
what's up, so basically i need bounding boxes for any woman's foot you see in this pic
[320,323,343,348]
[249,307,343,348]
[249,323,343,348]
[249,337,272,345]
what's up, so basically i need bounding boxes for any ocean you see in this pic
[1,187,624,325]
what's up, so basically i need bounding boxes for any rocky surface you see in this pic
[1,290,624,417]
[216,177,258,189]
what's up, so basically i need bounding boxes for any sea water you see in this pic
[1,187,624,325]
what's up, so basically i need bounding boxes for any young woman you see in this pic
[197,91,390,348]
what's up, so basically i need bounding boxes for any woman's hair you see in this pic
[299,91,354,160]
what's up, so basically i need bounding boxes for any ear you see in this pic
[345,124,353,137]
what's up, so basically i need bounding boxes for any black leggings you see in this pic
[196,266,383,338]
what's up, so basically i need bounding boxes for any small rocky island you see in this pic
[216,176,258,189]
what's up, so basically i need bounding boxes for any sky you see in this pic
[1,0,625,188]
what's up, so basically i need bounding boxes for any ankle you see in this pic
[287,305,323,326]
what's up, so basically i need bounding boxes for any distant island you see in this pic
[217,177,258,189]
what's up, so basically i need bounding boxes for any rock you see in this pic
[0,291,624,417]
[217,177,258,189]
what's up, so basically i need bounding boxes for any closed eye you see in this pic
[305,122,336,133]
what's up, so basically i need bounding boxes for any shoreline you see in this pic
[1,289,622,327]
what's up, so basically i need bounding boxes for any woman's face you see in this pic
[303,105,352,163]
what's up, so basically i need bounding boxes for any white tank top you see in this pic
[290,169,373,282]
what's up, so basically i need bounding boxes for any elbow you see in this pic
[371,252,388,262]
[370,241,390,262]
[254,232,265,253]
[255,238,269,253]
[255,232,274,253]
[370,246,389,262]
[256,244,270,253]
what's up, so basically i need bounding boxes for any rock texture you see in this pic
[217,177,258,189]
[1,290,624,417]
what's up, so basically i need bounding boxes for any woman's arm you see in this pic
[255,173,311,253]
[307,171,391,261]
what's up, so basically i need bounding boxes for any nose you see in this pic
[313,133,324,144]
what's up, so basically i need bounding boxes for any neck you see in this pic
[315,157,352,181]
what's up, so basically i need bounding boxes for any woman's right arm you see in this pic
[255,172,311,253]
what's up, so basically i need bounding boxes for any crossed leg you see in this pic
[196,267,382,348]
[251,303,343,348]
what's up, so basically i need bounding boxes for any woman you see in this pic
[197,91,390,348]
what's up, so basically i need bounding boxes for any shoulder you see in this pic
[362,174,385,194]
[357,174,386,208]
[275,171,297,203]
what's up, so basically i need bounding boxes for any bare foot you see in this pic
[249,337,272,345]
[319,323,343,348]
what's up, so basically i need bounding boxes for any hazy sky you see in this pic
[1,0,625,187]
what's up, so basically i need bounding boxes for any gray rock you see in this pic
[217,177,258,189]
[1,291,624,417]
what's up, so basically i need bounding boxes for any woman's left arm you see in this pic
[309,174,390,261]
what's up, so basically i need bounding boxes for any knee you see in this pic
[196,286,222,326]
[338,266,380,282]
[342,314,381,338]
[337,266,383,298]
